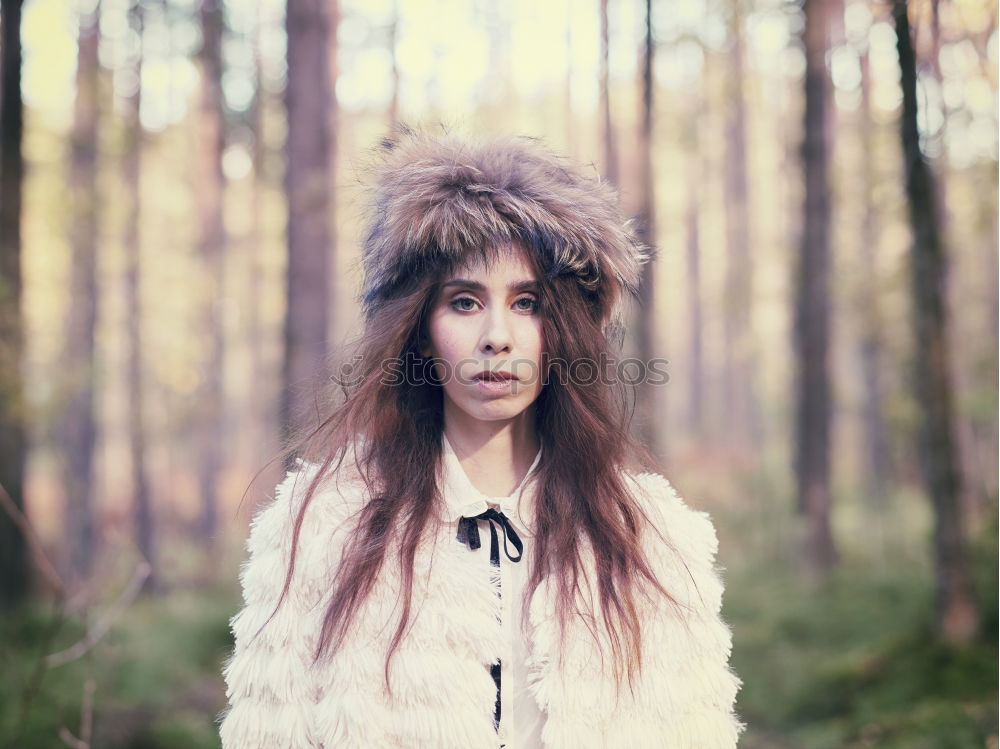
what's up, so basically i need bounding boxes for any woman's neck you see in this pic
[443,413,539,498]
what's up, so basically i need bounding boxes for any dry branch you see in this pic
[46,562,151,668]
[0,481,64,595]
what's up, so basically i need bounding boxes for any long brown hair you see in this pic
[261,130,683,700]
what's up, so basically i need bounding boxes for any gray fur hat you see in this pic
[358,126,654,341]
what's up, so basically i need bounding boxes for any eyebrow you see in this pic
[441,278,539,293]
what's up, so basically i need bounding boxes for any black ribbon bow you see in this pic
[456,507,524,565]
[456,507,523,733]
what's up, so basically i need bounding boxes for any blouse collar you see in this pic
[440,432,543,537]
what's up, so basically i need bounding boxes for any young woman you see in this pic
[218,127,745,748]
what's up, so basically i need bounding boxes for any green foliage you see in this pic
[0,586,237,749]
[729,513,999,749]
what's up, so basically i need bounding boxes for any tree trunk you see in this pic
[892,0,979,644]
[795,0,837,574]
[564,8,575,159]
[684,109,704,439]
[857,44,892,513]
[388,0,399,127]
[282,0,332,451]
[62,0,102,581]
[0,0,30,611]
[124,0,156,591]
[598,0,618,185]
[248,1,269,469]
[723,0,760,451]
[634,0,659,458]
[197,0,225,545]
[928,0,949,226]
[327,0,339,338]
[682,35,707,442]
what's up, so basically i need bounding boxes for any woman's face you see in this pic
[423,246,545,427]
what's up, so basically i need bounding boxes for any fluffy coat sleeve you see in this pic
[526,470,747,749]
[218,461,329,749]
[630,471,747,747]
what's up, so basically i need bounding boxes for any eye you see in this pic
[449,296,478,312]
[514,296,538,312]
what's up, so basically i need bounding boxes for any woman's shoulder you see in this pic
[622,469,721,569]
[246,450,370,555]
[236,452,371,611]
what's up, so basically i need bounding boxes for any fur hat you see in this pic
[358,126,654,341]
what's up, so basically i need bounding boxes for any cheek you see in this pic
[430,327,464,360]
[427,313,451,352]
[517,321,545,387]
[428,315,475,369]
[523,319,545,357]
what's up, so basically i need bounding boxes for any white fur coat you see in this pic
[218,457,746,748]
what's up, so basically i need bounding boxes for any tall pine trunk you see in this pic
[723,0,760,451]
[282,0,332,450]
[795,0,837,574]
[62,0,102,581]
[634,0,659,457]
[598,0,617,185]
[387,0,399,127]
[563,8,575,159]
[197,0,225,545]
[124,0,156,590]
[857,43,892,513]
[327,0,339,342]
[684,86,705,439]
[0,0,29,610]
[248,2,269,469]
[892,0,979,643]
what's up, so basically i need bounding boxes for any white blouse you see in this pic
[439,433,545,749]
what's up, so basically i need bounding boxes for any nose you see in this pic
[479,305,513,355]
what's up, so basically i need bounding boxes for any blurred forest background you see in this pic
[0,0,996,746]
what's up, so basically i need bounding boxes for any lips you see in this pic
[474,370,518,381]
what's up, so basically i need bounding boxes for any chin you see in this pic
[453,393,535,423]
[466,404,527,422]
